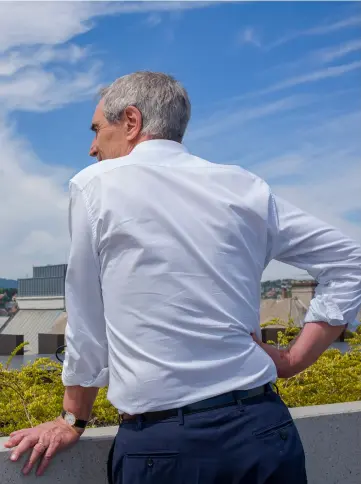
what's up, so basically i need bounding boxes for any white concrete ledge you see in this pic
[1,403,361,483]
[290,400,361,418]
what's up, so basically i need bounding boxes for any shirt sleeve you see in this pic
[267,193,361,328]
[62,181,109,387]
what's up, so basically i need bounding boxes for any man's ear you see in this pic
[124,106,143,141]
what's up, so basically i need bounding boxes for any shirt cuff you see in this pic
[62,367,109,388]
[304,294,346,326]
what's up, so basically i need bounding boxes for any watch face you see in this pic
[64,412,76,426]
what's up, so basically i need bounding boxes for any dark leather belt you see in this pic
[121,384,270,423]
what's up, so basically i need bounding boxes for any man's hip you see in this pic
[109,387,307,484]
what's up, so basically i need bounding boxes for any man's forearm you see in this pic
[286,321,345,376]
[63,386,99,421]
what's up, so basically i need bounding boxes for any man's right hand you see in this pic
[4,418,81,477]
[252,321,345,378]
[251,333,295,378]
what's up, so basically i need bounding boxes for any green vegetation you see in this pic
[0,343,117,437]
[1,322,361,436]
[264,319,361,407]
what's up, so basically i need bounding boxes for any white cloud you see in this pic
[314,39,361,64]
[259,60,361,95]
[256,110,361,281]
[0,63,102,112]
[0,3,99,52]
[0,2,214,52]
[0,119,73,278]
[263,160,361,280]
[0,45,88,77]
[0,0,359,285]
[256,150,361,245]
[145,13,163,27]
[0,1,218,279]
[237,27,261,48]
[305,15,361,36]
[225,58,361,106]
[0,2,217,113]
[268,38,361,76]
[252,155,305,180]
[270,15,361,49]
[257,159,361,281]
[0,3,108,278]
[0,3,110,114]
[188,95,307,141]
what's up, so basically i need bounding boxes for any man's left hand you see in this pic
[4,418,81,476]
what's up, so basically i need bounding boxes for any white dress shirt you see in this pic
[62,140,361,414]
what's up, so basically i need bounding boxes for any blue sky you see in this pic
[0,1,360,280]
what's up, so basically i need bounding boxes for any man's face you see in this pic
[89,100,129,162]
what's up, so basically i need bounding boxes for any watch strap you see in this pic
[61,410,88,429]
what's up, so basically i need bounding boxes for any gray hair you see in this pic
[100,71,191,142]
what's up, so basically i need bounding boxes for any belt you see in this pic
[121,384,271,423]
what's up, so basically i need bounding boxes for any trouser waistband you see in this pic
[121,383,272,424]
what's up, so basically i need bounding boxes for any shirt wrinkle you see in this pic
[62,139,361,414]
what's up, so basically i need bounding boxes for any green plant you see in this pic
[278,348,361,407]
[1,323,361,436]
[0,343,118,437]
[262,317,301,347]
[261,319,361,407]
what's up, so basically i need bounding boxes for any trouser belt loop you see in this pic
[136,415,144,430]
[233,390,243,406]
[272,383,280,394]
[234,391,244,412]
[178,407,184,426]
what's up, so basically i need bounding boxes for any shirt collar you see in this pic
[131,139,189,156]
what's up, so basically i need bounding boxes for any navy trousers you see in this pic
[108,389,307,484]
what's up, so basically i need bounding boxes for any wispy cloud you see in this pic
[0,1,218,114]
[189,95,307,141]
[0,44,88,77]
[251,155,305,181]
[101,1,219,17]
[304,15,361,36]
[227,60,361,106]
[145,13,162,27]
[270,15,361,49]
[0,2,216,52]
[0,63,102,112]
[236,27,261,48]
[262,60,361,94]
[314,39,361,64]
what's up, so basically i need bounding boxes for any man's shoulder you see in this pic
[70,157,130,191]
[201,158,269,187]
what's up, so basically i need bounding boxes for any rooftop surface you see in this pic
[0,310,63,354]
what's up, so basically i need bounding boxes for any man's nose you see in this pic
[89,140,98,158]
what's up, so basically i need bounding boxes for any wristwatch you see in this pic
[61,410,88,429]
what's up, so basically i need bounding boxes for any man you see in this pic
[5,71,361,483]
